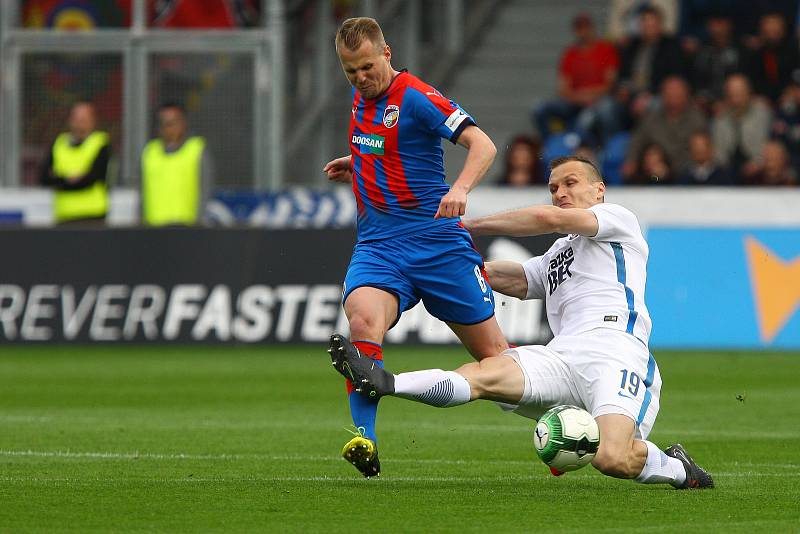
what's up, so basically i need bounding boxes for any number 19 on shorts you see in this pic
[619,369,642,397]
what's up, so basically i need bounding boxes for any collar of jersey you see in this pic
[360,68,408,102]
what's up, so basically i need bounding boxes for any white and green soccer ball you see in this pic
[533,405,600,472]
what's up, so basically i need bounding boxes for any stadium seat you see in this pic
[601,132,631,186]
[540,132,582,176]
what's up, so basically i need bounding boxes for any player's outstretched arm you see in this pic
[484,260,528,299]
[464,205,599,237]
[434,125,496,219]
[323,155,353,184]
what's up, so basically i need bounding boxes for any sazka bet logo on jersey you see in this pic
[352,133,385,155]
[383,105,400,128]
[548,247,574,295]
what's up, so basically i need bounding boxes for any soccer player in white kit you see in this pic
[330,156,713,489]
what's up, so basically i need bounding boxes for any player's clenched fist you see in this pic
[434,185,468,219]
[323,155,353,183]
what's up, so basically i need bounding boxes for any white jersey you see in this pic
[522,203,652,345]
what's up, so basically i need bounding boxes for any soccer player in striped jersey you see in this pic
[323,17,508,477]
[330,156,714,489]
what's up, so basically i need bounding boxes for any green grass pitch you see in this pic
[1,346,799,532]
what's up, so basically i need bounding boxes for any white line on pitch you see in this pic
[3,416,799,440]
[0,449,535,465]
[0,473,798,484]
[1,450,799,472]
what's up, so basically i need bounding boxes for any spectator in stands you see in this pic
[711,74,773,182]
[677,1,797,42]
[677,131,733,185]
[531,13,620,147]
[772,83,800,167]
[141,102,212,226]
[690,14,746,111]
[616,5,687,124]
[747,139,798,185]
[629,142,676,185]
[497,135,542,187]
[623,76,706,178]
[738,1,799,43]
[607,0,679,44]
[746,12,800,104]
[39,101,111,226]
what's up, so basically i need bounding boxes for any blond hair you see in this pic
[335,17,386,52]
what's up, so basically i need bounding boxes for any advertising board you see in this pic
[648,228,800,349]
[0,229,555,345]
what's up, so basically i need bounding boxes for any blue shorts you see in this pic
[342,223,495,326]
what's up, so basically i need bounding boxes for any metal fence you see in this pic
[149,52,256,188]
[0,0,487,191]
[1,0,280,189]
[20,53,124,186]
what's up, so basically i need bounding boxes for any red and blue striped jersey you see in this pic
[348,71,475,242]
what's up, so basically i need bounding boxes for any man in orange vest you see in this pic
[39,100,111,226]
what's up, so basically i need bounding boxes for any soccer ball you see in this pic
[533,405,600,472]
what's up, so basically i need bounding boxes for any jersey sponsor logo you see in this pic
[444,109,468,132]
[604,315,618,322]
[745,236,800,343]
[351,133,385,155]
[383,104,400,128]
[548,247,574,295]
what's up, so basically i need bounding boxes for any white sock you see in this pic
[393,369,472,407]
[635,441,687,487]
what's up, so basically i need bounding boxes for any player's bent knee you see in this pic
[592,447,638,479]
[347,314,381,339]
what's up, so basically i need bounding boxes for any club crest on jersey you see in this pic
[383,105,400,128]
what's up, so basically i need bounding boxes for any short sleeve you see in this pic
[408,87,475,143]
[522,256,546,300]
[589,203,643,244]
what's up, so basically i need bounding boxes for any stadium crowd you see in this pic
[16,0,800,194]
[512,1,800,187]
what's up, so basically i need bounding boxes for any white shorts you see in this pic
[505,328,661,439]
